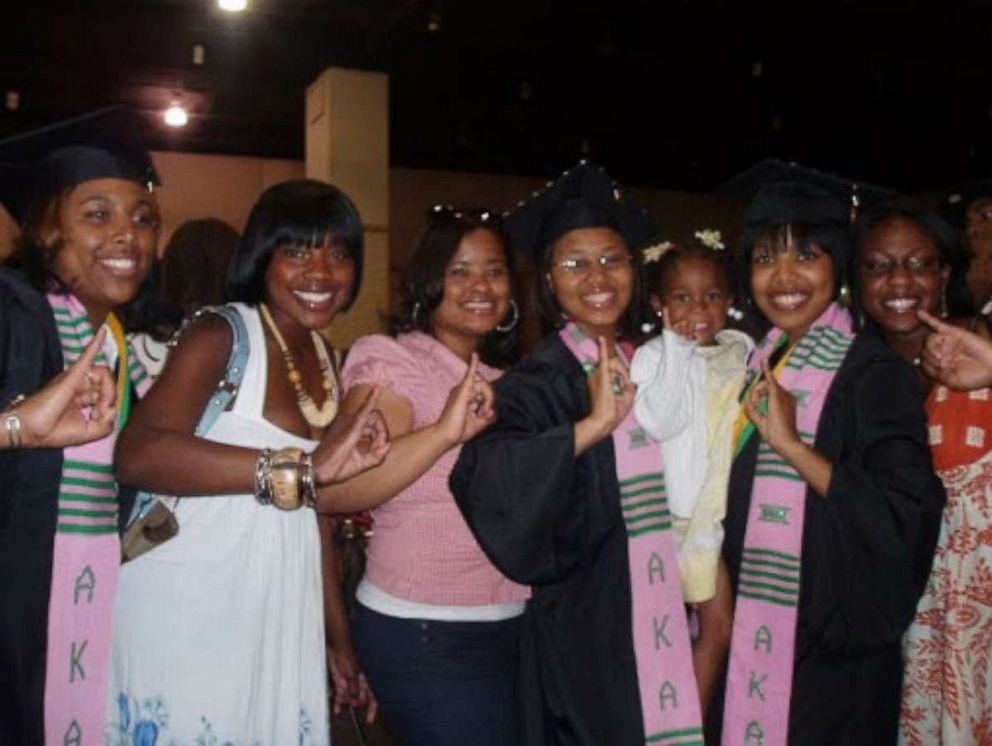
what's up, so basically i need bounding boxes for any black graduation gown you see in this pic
[706,332,946,745]
[451,333,646,746]
[0,268,64,745]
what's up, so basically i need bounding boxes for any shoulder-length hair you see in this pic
[390,208,519,369]
[224,179,364,308]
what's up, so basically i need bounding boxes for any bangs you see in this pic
[224,179,364,306]
[750,223,839,258]
[262,200,362,256]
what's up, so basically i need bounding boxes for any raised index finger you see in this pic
[918,309,956,336]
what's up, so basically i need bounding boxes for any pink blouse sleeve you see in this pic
[341,334,425,405]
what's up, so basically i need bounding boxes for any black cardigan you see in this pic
[451,333,645,746]
[707,332,946,745]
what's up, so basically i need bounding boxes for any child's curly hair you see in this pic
[639,229,737,303]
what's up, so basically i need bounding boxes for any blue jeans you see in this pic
[352,602,521,746]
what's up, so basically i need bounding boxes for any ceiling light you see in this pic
[217,0,247,12]
[164,103,189,128]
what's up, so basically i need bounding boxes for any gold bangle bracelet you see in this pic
[269,447,304,510]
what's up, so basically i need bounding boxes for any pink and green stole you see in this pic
[722,303,853,746]
[43,292,151,746]
[560,323,704,746]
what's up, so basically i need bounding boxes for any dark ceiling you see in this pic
[3,0,992,192]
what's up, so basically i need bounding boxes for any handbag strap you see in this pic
[193,305,250,436]
[124,306,250,529]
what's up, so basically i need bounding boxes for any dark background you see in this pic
[2,0,991,192]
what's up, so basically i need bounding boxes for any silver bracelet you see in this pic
[300,452,317,509]
[2,411,22,449]
[254,448,273,505]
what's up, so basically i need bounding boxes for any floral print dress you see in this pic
[900,384,992,745]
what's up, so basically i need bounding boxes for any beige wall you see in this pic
[153,151,305,249]
[153,152,744,280]
[0,151,744,332]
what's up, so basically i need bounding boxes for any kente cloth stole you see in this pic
[559,323,704,746]
[43,292,151,746]
[722,303,853,746]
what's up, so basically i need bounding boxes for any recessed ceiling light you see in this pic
[218,0,247,12]
[164,103,189,127]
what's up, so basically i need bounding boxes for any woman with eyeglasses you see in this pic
[856,201,992,744]
[451,163,706,746]
[320,206,528,746]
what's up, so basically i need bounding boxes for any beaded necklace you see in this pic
[259,303,338,427]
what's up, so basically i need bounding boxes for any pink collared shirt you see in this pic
[342,332,529,606]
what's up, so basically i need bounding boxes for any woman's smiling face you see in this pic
[46,177,159,322]
[859,216,949,338]
[263,238,356,332]
[750,232,835,342]
[547,226,633,339]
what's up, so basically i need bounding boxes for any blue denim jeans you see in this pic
[353,602,521,746]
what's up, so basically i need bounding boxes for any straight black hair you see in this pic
[224,179,363,308]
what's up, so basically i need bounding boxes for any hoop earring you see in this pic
[727,306,744,321]
[496,300,519,333]
[411,301,423,326]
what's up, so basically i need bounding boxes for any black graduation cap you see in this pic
[941,179,992,230]
[0,106,159,223]
[503,160,656,260]
[720,159,893,227]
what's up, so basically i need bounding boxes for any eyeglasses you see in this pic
[860,255,943,277]
[554,253,632,276]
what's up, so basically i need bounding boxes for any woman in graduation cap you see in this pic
[450,162,707,746]
[707,171,944,744]
[0,107,164,745]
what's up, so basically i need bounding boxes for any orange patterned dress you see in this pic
[900,384,992,745]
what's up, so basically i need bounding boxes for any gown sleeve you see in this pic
[450,356,621,586]
[804,345,945,655]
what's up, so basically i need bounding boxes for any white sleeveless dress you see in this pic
[106,304,329,746]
